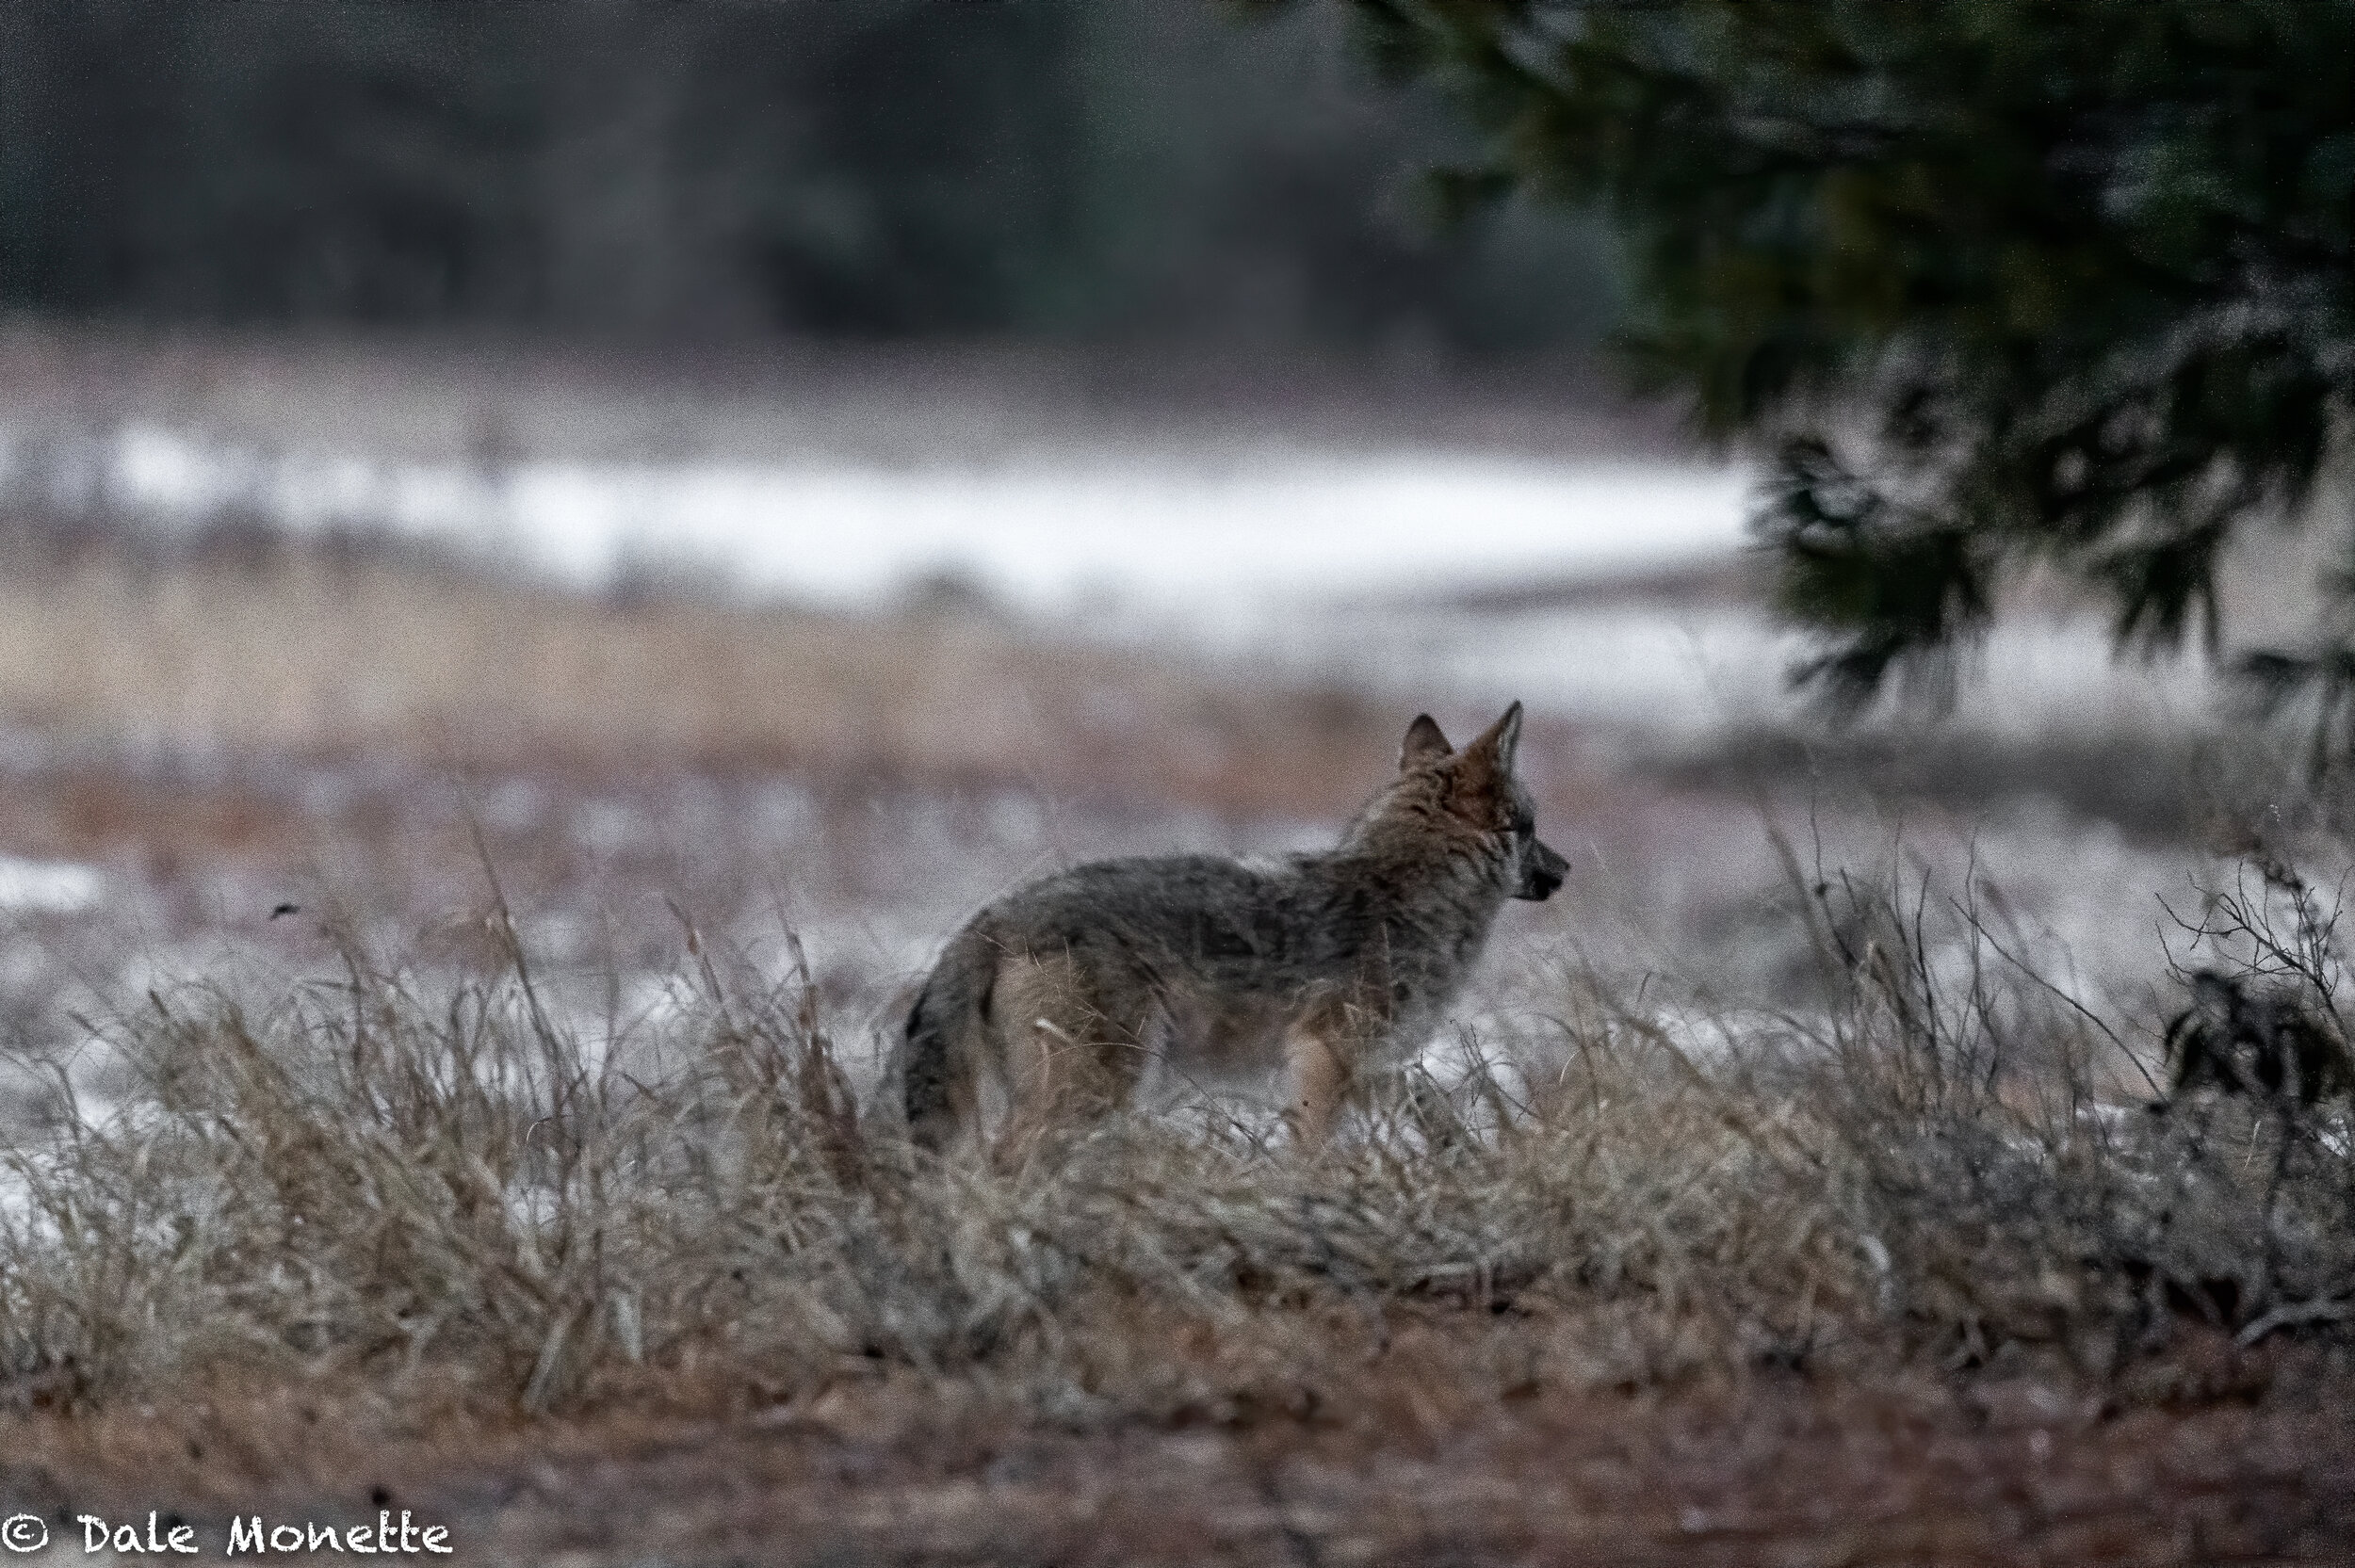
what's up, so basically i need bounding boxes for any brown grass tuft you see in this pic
[3,855,2349,1432]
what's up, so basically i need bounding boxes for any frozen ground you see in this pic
[0,339,2346,1568]
[1,418,2223,748]
[0,341,2300,1144]
[1187,594,2220,747]
[23,421,1751,607]
[0,718,2252,1155]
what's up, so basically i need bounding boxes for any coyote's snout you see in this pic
[901,703,1564,1154]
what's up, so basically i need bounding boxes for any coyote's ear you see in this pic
[1449,703,1524,813]
[1463,701,1523,774]
[1400,713,1453,768]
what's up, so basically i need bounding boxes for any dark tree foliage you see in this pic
[0,4,547,322]
[0,0,1615,351]
[1311,0,2355,709]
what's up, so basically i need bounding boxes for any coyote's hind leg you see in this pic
[992,951,1145,1166]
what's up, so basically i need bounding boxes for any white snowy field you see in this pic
[0,356,2283,1101]
[0,419,2224,743]
[30,422,1754,608]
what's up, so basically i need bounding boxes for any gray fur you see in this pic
[902,703,1567,1152]
[2153,969,2352,1109]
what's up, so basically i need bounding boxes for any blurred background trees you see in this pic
[0,0,1616,354]
[8,0,2348,734]
[1328,0,2355,712]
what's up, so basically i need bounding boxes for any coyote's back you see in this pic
[902,703,1566,1153]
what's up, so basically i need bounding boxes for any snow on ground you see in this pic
[6,421,2226,743]
[0,418,2266,1067]
[1178,596,2218,746]
[0,855,103,913]
[55,423,1753,609]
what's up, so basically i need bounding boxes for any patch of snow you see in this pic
[31,422,1755,610]
[0,855,104,913]
[1202,598,2216,740]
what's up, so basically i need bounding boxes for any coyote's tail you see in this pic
[902,927,993,1150]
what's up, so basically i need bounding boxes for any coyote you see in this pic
[2152,969,2352,1109]
[901,703,1567,1154]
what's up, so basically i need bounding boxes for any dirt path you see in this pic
[8,1365,2351,1566]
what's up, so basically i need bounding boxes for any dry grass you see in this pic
[0,506,2345,1460]
[0,323,1671,468]
[3,851,2348,1438]
[0,531,1393,821]
[6,338,2350,1560]
[0,801,2348,1561]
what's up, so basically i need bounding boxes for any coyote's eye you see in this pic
[1507,797,1535,839]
